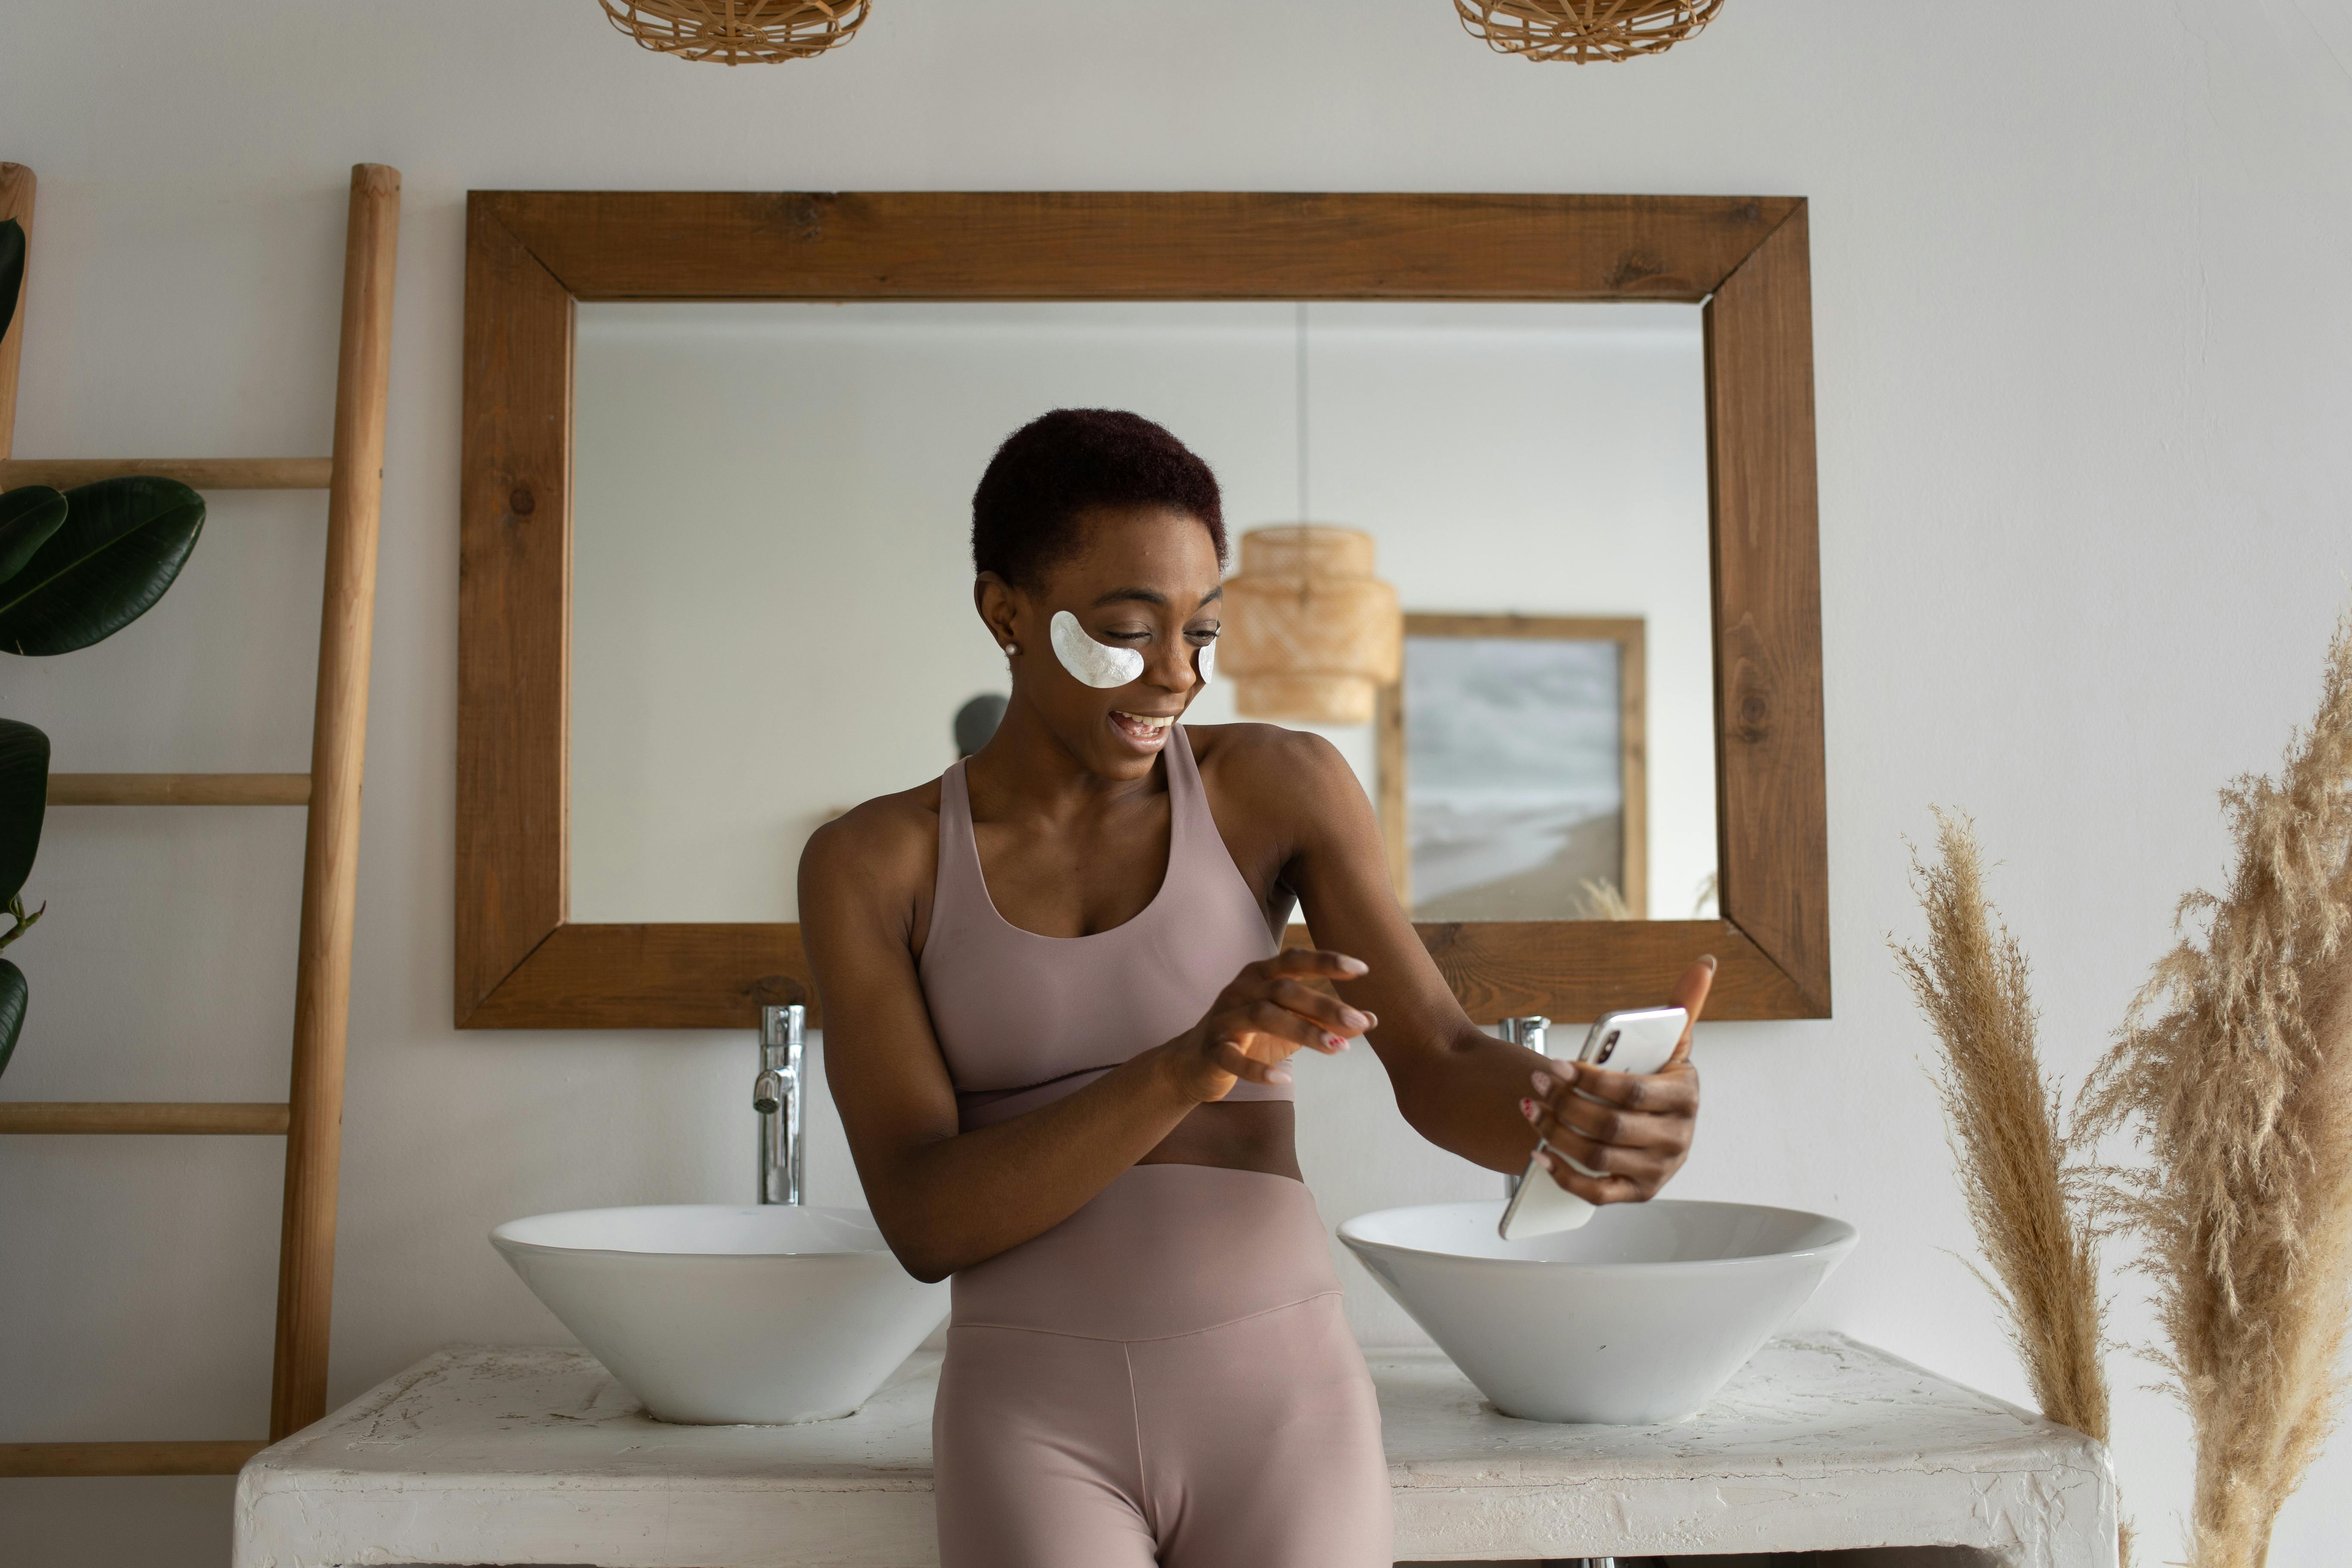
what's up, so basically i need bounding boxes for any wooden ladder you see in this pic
[0,162,400,1477]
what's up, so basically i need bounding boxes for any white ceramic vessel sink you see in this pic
[1340,1198,1856,1424]
[491,1204,946,1425]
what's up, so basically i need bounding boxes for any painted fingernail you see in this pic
[1341,1011,1370,1030]
[1327,1033,1349,1050]
[1267,1069,1294,1085]
[1520,1098,1539,1121]
[1531,1071,1553,1095]
[1701,953,1718,969]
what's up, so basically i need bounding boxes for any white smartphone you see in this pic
[1496,1004,1688,1241]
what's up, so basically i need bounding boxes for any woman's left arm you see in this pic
[1264,729,1709,1203]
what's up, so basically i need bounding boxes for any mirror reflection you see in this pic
[569,300,1716,924]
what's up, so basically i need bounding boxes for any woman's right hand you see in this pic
[1164,949,1377,1103]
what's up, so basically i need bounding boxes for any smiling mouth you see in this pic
[1110,710,1176,744]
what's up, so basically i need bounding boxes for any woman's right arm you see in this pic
[799,809,1367,1283]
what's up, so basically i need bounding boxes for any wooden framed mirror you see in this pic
[456,192,1826,1029]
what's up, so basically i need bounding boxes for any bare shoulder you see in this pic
[797,777,943,919]
[1185,721,1362,813]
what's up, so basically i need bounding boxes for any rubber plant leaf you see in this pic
[0,217,22,344]
[0,476,206,655]
[0,958,23,1078]
[0,485,69,582]
[0,717,46,907]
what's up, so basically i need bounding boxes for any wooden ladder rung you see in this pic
[0,1102,291,1135]
[47,773,311,806]
[0,457,332,490]
[0,1439,270,1478]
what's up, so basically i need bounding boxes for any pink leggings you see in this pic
[933,1164,1392,1568]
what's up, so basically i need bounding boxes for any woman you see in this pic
[801,409,1710,1568]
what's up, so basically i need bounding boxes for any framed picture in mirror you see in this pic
[1377,615,1653,924]
[456,191,1828,1028]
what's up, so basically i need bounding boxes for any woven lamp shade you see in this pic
[1455,0,1724,63]
[1218,527,1403,726]
[599,0,870,64]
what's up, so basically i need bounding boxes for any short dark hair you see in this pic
[971,409,1225,591]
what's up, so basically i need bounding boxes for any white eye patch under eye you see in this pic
[1050,611,1144,690]
[1195,637,1215,687]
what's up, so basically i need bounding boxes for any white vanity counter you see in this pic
[233,1333,2116,1568]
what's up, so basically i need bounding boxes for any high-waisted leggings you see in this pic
[933,1163,1393,1568]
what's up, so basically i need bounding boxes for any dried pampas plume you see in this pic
[1577,877,1635,922]
[2080,613,2352,1568]
[1893,814,2118,1463]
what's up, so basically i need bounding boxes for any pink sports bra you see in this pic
[919,726,1286,1131]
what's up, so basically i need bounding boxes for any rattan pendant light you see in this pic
[1216,307,1404,726]
[1455,0,1724,63]
[599,0,870,64]
[1219,526,1403,726]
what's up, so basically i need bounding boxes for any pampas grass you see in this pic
[1894,812,2117,1452]
[1577,876,1635,921]
[2079,614,2352,1568]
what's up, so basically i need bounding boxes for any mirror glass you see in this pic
[569,300,1716,924]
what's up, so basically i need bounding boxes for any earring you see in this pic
[1003,643,1020,656]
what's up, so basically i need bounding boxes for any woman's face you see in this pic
[978,504,1224,782]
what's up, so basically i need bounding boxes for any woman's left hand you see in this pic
[1519,955,1712,1205]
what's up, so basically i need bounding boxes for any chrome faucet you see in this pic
[1499,1015,1551,1200]
[753,1003,805,1206]
[1500,1014,1551,1056]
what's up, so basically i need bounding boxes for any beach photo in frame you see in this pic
[1377,614,1647,921]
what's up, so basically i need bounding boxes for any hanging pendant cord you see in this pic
[1295,301,1311,522]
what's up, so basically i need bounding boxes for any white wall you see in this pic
[3,2,2351,1563]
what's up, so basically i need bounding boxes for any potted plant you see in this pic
[0,213,209,1073]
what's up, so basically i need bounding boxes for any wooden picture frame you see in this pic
[1376,615,1645,920]
[459,192,1828,1028]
